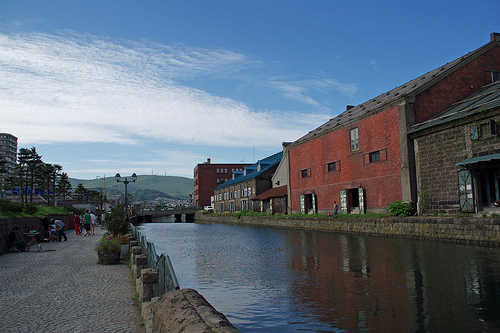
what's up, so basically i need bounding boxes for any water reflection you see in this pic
[139,223,500,332]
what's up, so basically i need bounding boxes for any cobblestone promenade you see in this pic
[0,226,144,333]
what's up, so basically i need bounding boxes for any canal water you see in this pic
[138,222,500,332]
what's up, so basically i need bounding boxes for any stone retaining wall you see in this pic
[0,215,73,253]
[130,240,240,332]
[196,215,500,246]
[0,217,45,253]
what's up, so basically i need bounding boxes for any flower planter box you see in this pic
[98,251,121,265]
[120,244,129,260]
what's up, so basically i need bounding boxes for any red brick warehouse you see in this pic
[287,33,500,215]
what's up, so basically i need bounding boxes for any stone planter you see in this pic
[98,251,121,265]
[120,244,129,260]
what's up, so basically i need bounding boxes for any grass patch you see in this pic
[0,205,74,218]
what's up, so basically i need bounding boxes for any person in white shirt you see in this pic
[53,219,67,241]
[90,212,96,235]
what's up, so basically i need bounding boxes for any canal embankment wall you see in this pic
[129,226,240,333]
[195,214,500,246]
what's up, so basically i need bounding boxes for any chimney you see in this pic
[491,32,500,42]
[207,158,211,164]
[346,105,354,111]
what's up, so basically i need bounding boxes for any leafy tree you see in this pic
[57,172,72,201]
[37,163,63,206]
[17,148,30,203]
[3,146,69,205]
[88,189,101,207]
[0,156,8,196]
[102,204,129,236]
[23,147,43,203]
[75,183,87,204]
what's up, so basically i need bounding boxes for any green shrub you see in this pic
[101,204,130,236]
[0,200,24,213]
[234,209,265,219]
[387,201,414,217]
[23,203,38,215]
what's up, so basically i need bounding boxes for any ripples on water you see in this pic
[139,223,500,332]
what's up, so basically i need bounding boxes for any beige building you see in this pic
[213,152,282,213]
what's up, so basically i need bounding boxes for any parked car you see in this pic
[204,206,214,212]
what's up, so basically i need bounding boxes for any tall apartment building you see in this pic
[0,133,18,197]
[193,158,251,208]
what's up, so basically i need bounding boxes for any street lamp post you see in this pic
[115,173,137,213]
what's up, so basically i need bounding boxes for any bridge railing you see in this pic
[130,223,180,295]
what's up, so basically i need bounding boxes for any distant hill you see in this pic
[68,175,193,200]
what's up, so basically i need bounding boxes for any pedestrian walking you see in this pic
[74,214,81,235]
[83,211,92,236]
[333,201,339,218]
[90,211,96,235]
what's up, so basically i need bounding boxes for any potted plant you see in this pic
[95,236,121,264]
[115,234,131,259]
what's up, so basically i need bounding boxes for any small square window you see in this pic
[299,168,311,178]
[369,151,381,162]
[325,161,340,172]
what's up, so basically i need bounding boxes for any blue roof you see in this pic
[215,151,283,189]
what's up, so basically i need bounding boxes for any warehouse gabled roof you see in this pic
[214,151,283,190]
[408,80,500,135]
[292,33,500,146]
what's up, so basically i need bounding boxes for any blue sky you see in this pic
[1,1,498,180]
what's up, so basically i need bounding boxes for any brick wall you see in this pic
[289,106,402,213]
[0,217,45,253]
[414,45,500,123]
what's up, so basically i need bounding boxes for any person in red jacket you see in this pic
[74,214,81,235]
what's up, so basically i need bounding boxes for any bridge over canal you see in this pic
[135,208,199,223]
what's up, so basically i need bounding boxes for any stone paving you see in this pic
[0,226,145,333]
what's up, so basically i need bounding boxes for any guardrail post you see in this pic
[131,245,142,265]
[134,254,148,278]
[138,268,158,302]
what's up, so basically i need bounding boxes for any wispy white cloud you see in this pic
[265,76,359,107]
[0,31,331,150]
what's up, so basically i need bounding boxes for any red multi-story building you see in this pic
[287,33,500,214]
[193,158,251,208]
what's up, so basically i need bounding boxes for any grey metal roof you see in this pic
[456,152,500,166]
[408,80,500,134]
[292,37,499,146]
